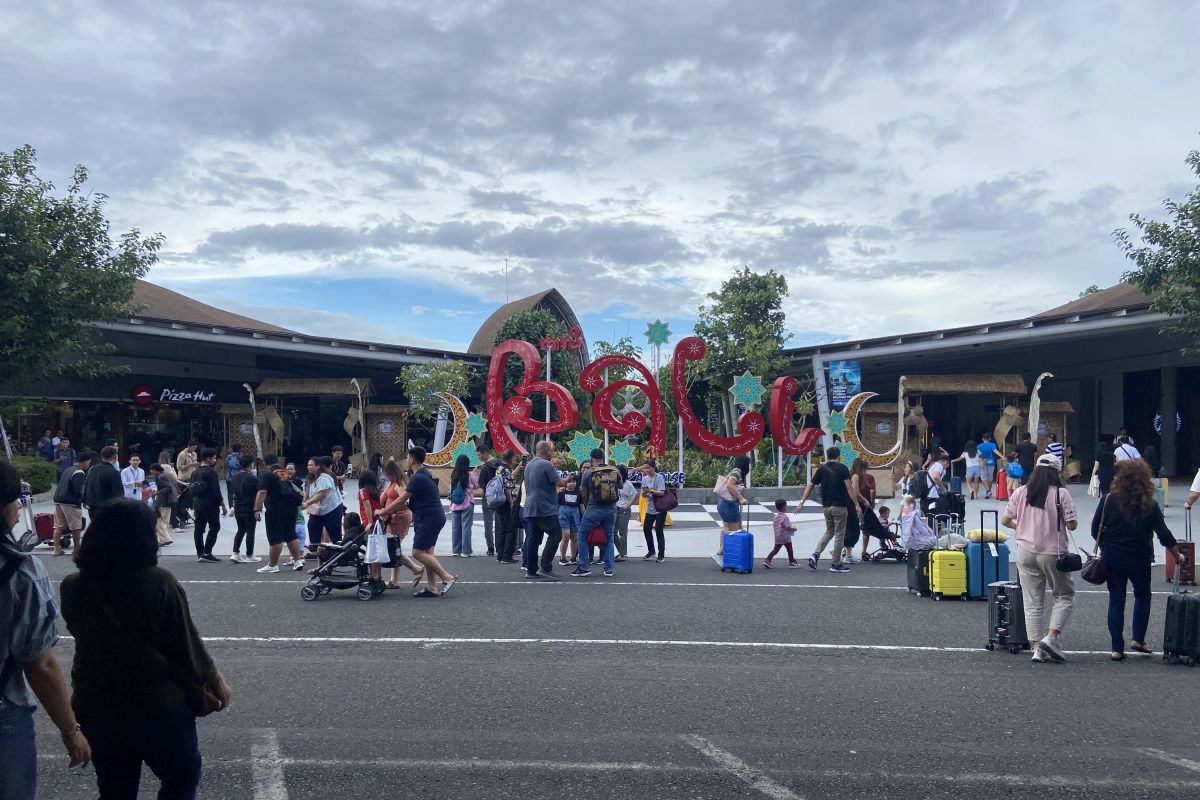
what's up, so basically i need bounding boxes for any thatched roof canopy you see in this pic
[903,375,1027,395]
[255,378,377,397]
[468,288,588,366]
[1018,402,1075,414]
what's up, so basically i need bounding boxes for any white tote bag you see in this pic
[364,521,389,564]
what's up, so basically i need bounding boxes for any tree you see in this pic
[1117,146,1200,352]
[0,145,162,391]
[397,360,476,421]
[692,267,792,433]
[493,309,586,423]
[591,336,644,381]
[1078,284,1101,298]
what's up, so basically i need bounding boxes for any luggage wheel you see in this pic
[985,642,995,651]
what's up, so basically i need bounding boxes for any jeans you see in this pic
[578,505,616,572]
[615,505,632,556]
[814,506,847,565]
[766,542,795,563]
[192,505,221,556]
[481,503,496,553]
[524,514,563,576]
[494,502,517,560]
[451,504,475,555]
[82,703,201,800]
[232,511,256,556]
[643,511,666,557]
[1016,548,1076,639]
[0,704,36,800]
[1103,552,1153,652]
[558,506,582,535]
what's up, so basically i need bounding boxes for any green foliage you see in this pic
[1117,147,1200,353]
[0,145,163,392]
[3,453,56,493]
[493,309,586,426]
[591,336,644,382]
[1078,284,1101,298]
[397,360,476,421]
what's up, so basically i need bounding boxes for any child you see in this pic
[859,504,893,560]
[764,498,799,568]
[557,475,582,566]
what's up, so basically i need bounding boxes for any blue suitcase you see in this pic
[721,531,754,573]
[967,510,1009,599]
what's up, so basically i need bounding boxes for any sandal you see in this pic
[1130,642,1153,655]
[441,577,457,596]
[413,589,440,598]
[385,582,402,589]
[411,569,426,589]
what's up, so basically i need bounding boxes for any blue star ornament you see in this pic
[825,410,848,436]
[450,440,482,467]
[837,444,859,467]
[567,430,603,466]
[464,412,488,439]
[609,441,634,465]
[645,319,672,347]
[729,371,767,409]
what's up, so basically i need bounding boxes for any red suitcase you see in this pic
[34,512,55,542]
[1165,510,1195,585]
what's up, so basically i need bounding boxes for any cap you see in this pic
[1036,453,1061,468]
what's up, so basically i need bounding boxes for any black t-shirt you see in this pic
[84,463,123,508]
[558,490,581,509]
[229,471,259,514]
[258,469,283,515]
[1014,441,1037,472]
[813,461,851,508]
[190,465,223,509]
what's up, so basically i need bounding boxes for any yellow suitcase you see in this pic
[929,550,967,601]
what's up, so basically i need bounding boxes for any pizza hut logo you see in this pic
[132,384,154,406]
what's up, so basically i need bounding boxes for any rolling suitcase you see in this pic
[929,514,967,600]
[907,549,931,596]
[967,510,1010,599]
[1163,550,1200,666]
[1164,508,1195,585]
[945,492,966,523]
[34,513,54,544]
[720,502,753,574]
[986,579,1029,653]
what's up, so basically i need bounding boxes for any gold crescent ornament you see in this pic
[840,391,903,467]
[423,393,471,466]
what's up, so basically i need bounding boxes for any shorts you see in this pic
[716,498,742,524]
[558,506,582,533]
[980,464,996,483]
[411,513,446,551]
[307,505,345,545]
[965,463,981,479]
[54,504,83,532]
[265,513,298,546]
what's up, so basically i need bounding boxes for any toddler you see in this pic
[557,476,582,565]
[764,498,799,568]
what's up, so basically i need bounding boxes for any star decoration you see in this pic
[645,319,672,347]
[609,441,635,465]
[837,444,860,467]
[745,419,761,433]
[825,410,848,435]
[464,412,488,439]
[567,430,603,466]
[729,371,767,409]
[687,341,703,355]
[508,398,524,416]
[582,374,601,390]
[450,440,482,467]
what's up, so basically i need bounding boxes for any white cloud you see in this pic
[409,305,430,316]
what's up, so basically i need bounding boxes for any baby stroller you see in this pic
[300,525,385,601]
[862,508,906,563]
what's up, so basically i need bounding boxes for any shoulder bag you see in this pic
[653,486,678,513]
[1079,496,1108,585]
[1054,488,1082,572]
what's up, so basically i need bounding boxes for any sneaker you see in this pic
[246,555,262,562]
[1031,649,1049,663]
[808,555,818,571]
[525,572,544,580]
[829,564,851,573]
[199,553,219,562]
[280,559,295,568]
[230,553,245,563]
[762,560,773,569]
[570,568,591,577]
[257,564,280,573]
[643,553,655,561]
[604,569,613,577]
[462,553,472,558]
[656,556,664,563]
[1038,636,1066,662]
[614,555,625,562]
[292,559,306,571]
[788,562,801,569]
[196,556,206,563]
[558,558,571,566]
[844,554,859,564]
[486,549,495,556]
[569,558,579,565]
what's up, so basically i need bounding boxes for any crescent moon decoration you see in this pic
[839,391,903,468]
[423,392,472,466]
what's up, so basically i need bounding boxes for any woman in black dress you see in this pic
[1091,441,1116,496]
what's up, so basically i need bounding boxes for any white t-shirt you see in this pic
[1190,469,1200,496]
[1114,443,1141,462]
[928,462,945,499]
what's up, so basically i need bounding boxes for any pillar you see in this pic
[812,355,832,451]
[1161,366,1177,478]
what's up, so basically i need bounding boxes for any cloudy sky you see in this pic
[4,1,1199,353]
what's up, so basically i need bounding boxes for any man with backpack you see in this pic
[252,453,306,573]
[52,451,93,556]
[225,443,242,507]
[189,448,227,562]
[522,440,566,580]
[476,445,502,557]
[572,448,624,578]
[486,450,518,563]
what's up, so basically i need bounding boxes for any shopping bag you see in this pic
[365,523,389,563]
[1087,475,1100,498]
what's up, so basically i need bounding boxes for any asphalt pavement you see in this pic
[27,545,1200,800]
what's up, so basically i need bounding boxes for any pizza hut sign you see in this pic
[157,387,217,403]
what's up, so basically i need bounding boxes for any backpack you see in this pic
[277,476,303,507]
[910,469,931,501]
[449,481,466,505]
[588,466,621,505]
[485,473,508,508]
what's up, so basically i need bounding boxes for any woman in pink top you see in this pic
[1001,454,1078,664]
[448,455,479,557]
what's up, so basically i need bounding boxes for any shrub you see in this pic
[3,454,57,493]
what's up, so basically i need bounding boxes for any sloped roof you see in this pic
[468,288,587,358]
[128,280,295,334]
[1035,282,1153,319]
[904,374,1028,395]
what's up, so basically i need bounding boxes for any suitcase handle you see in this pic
[980,509,1001,593]
[1177,508,1192,596]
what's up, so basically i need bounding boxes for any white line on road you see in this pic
[681,734,803,799]
[250,728,289,800]
[1136,747,1200,774]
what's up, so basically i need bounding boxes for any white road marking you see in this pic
[681,734,803,799]
[250,728,289,800]
[1136,747,1200,774]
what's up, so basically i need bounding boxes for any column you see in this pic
[1161,366,1177,478]
[812,355,832,451]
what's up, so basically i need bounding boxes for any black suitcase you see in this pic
[1163,519,1200,665]
[907,549,931,596]
[945,492,966,523]
[986,579,1029,653]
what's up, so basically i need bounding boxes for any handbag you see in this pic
[364,521,389,564]
[586,526,607,547]
[653,486,679,513]
[1054,489,1082,572]
[1086,474,1100,498]
[1079,496,1108,585]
